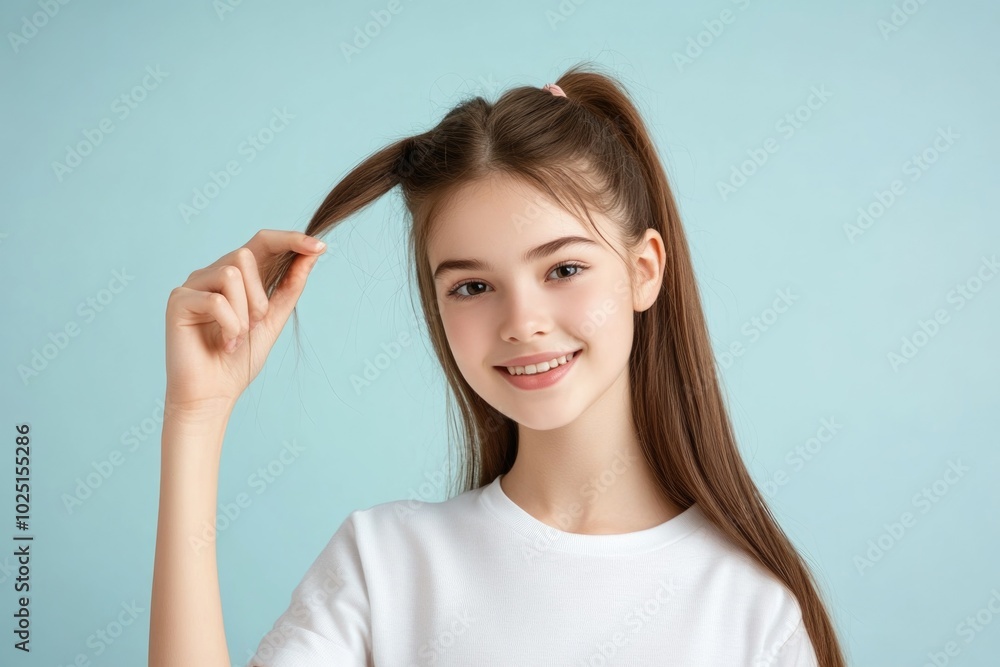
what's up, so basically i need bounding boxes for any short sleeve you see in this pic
[771,619,819,667]
[245,512,372,667]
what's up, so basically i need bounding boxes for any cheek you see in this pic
[563,276,633,340]
[440,309,489,368]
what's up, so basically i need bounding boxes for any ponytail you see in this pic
[555,65,847,667]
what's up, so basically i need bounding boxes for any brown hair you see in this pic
[261,61,846,666]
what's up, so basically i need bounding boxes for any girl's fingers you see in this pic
[206,230,326,327]
[169,286,242,346]
[265,251,321,328]
[242,229,326,263]
[184,229,326,344]
[228,246,270,327]
[183,265,251,343]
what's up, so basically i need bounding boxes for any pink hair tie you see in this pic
[541,83,566,98]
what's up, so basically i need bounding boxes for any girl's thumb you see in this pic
[267,252,321,326]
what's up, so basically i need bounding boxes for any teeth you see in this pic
[505,350,576,376]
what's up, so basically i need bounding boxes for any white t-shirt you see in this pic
[246,474,819,666]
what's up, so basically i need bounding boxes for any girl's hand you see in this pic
[163,229,326,420]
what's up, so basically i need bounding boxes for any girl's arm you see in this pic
[149,407,234,667]
[149,229,325,665]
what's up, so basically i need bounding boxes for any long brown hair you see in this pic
[261,61,846,667]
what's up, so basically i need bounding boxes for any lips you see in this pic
[495,349,582,374]
[494,349,581,390]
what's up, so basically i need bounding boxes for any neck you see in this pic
[500,367,681,534]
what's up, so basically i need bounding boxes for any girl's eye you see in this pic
[445,262,588,301]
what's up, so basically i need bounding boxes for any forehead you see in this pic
[427,172,611,260]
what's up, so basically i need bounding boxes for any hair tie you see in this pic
[541,83,566,98]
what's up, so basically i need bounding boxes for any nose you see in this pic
[498,283,553,343]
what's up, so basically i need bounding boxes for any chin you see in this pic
[486,396,582,432]
[512,412,580,432]
[461,362,590,430]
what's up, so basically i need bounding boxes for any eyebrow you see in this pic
[432,235,600,281]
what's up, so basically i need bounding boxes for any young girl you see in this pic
[149,63,846,666]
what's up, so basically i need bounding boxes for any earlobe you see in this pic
[631,228,666,313]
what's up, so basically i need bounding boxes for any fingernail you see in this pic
[225,338,237,353]
[312,239,326,251]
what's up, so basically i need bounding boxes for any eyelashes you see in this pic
[445,262,589,301]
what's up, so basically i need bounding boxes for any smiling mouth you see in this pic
[495,349,582,376]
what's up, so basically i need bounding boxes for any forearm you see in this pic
[149,409,233,667]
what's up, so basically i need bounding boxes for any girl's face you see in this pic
[427,172,661,431]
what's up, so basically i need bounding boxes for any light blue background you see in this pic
[2,0,998,665]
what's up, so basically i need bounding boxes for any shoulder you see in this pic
[294,485,486,600]
[676,513,817,663]
[333,483,487,552]
[768,617,819,667]
[683,510,806,634]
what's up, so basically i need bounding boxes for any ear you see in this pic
[631,228,666,313]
